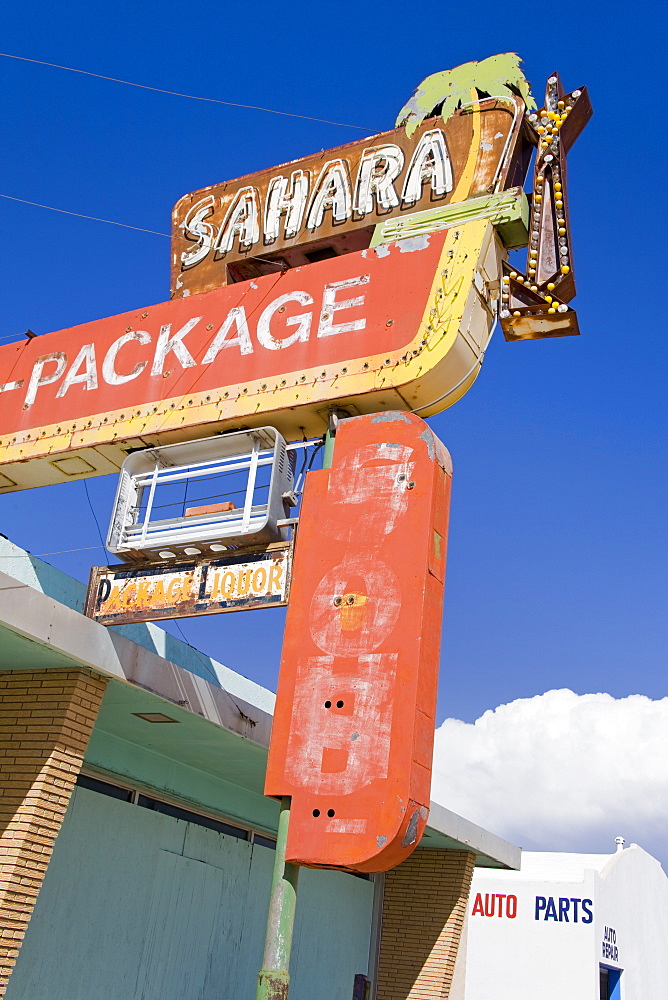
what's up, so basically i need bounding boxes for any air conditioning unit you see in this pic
[106,428,294,563]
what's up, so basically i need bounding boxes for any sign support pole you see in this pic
[255,798,300,1000]
[255,426,334,1000]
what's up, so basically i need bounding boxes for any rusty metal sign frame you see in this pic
[84,540,293,626]
[171,95,530,297]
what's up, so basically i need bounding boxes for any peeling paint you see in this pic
[266,412,452,871]
[374,245,391,258]
[371,411,412,423]
[397,235,431,253]
[401,808,421,847]
[419,427,436,461]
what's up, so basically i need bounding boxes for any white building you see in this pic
[459,841,668,999]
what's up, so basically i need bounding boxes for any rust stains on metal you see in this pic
[499,73,592,341]
[256,970,290,1000]
[171,97,527,297]
[84,542,292,626]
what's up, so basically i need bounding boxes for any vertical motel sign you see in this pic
[0,62,590,874]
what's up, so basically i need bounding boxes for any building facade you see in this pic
[0,536,519,1000]
[460,844,668,999]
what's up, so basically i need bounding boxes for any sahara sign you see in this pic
[171,96,528,296]
[0,221,501,492]
[0,57,590,497]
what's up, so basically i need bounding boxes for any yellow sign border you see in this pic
[0,221,502,482]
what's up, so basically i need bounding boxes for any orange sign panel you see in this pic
[265,412,452,872]
[0,221,500,492]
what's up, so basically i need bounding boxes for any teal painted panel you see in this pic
[136,852,226,999]
[5,789,184,1000]
[85,729,281,835]
[6,786,373,1000]
[291,868,375,1000]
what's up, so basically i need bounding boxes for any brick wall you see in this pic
[0,668,107,996]
[376,848,476,1000]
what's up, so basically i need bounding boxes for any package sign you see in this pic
[0,222,499,492]
[85,543,292,625]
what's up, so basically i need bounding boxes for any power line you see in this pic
[0,193,173,239]
[1,545,105,557]
[83,480,107,552]
[0,51,372,131]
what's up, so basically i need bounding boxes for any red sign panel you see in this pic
[0,234,457,490]
[265,412,452,872]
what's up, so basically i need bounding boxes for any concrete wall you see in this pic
[464,867,596,998]
[5,785,374,1000]
[594,847,668,1000]
[463,848,668,999]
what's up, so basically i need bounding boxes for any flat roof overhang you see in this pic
[0,566,520,869]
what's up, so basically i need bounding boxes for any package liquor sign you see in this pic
[85,542,292,626]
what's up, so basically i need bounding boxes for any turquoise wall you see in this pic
[7,787,374,1000]
[85,728,281,836]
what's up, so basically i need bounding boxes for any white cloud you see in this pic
[431,689,668,866]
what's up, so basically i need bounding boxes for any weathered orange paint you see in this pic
[265,412,452,872]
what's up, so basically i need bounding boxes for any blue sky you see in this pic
[1,0,665,735]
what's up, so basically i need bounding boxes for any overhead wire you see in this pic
[1,545,105,557]
[0,52,373,131]
[83,480,108,552]
[0,49,378,268]
[0,192,175,240]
